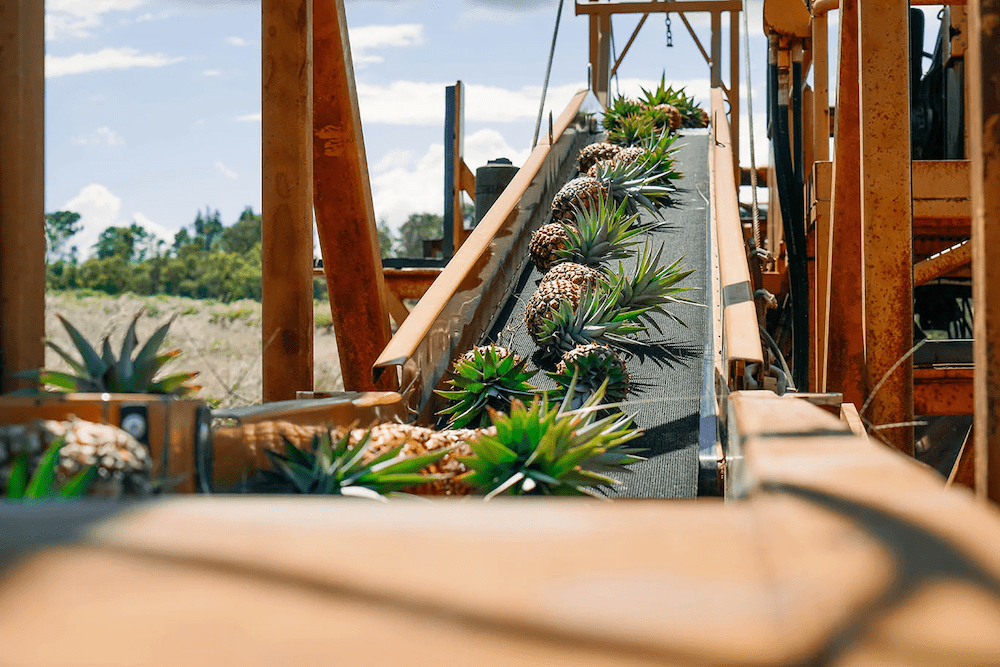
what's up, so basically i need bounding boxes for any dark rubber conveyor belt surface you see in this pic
[484,130,711,498]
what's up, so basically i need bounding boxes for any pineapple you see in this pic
[529,222,571,270]
[0,418,151,499]
[556,193,662,268]
[256,426,453,499]
[549,344,631,409]
[539,262,605,290]
[606,244,699,332]
[600,95,644,135]
[460,379,644,498]
[527,280,650,354]
[436,344,537,429]
[577,142,622,173]
[639,75,707,128]
[549,158,675,224]
[26,312,199,396]
[607,113,658,147]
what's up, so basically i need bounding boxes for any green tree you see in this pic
[220,206,262,254]
[44,211,82,263]
[193,207,224,251]
[397,212,442,258]
[376,220,396,259]
[173,227,192,251]
[94,226,136,261]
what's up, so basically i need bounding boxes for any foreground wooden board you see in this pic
[2,393,1000,665]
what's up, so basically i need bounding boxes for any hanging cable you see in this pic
[665,12,674,47]
[532,0,565,149]
[741,0,762,256]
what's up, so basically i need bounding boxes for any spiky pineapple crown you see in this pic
[531,280,650,354]
[257,428,449,498]
[436,344,537,429]
[556,193,659,268]
[27,312,199,396]
[639,75,706,128]
[460,378,644,498]
[608,113,658,146]
[591,158,676,216]
[606,244,699,332]
[601,96,644,134]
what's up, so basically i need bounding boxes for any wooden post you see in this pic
[0,0,45,392]
[968,0,1000,501]
[590,11,612,106]
[262,0,314,402]
[312,0,396,392]
[711,11,722,90]
[812,14,830,163]
[443,82,465,257]
[826,0,866,408]
[858,0,913,454]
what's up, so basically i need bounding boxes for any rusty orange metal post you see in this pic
[825,0,866,408]
[312,0,396,392]
[0,0,45,393]
[261,0,315,402]
[857,0,913,454]
[968,0,1000,501]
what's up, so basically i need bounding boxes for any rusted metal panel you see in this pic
[811,15,830,163]
[914,240,971,286]
[913,366,972,416]
[710,89,765,370]
[912,160,971,218]
[312,0,396,393]
[374,91,590,420]
[826,0,865,405]
[261,0,315,402]
[968,0,1000,502]
[0,0,45,392]
[383,268,442,301]
[858,0,913,454]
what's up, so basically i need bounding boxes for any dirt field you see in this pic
[44,291,343,409]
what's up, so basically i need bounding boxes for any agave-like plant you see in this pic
[26,312,199,395]
[460,377,644,499]
[605,244,699,332]
[436,345,538,429]
[257,428,451,499]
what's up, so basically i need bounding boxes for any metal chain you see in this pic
[665,13,673,47]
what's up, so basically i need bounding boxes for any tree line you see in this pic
[45,207,456,302]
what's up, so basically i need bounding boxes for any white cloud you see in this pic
[72,126,125,147]
[350,24,424,65]
[46,47,184,78]
[234,112,261,122]
[356,81,586,125]
[131,212,172,245]
[215,160,239,179]
[62,184,124,257]
[226,36,247,46]
[136,10,171,22]
[370,128,530,232]
[203,69,222,76]
[46,0,148,40]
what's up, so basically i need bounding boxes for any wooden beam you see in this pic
[576,0,744,14]
[313,0,396,392]
[914,240,971,286]
[710,11,722,89]
[812,14,830,163]
[968,0,1000,501]
[0,0,46,392]
[590,12,612,106]
[261,0,314,402]
[858,0,913,454]
[729,10,739,174]
[825,0,865,407]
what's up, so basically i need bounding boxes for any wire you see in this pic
[532,0,565,149]
[741,0,762,252]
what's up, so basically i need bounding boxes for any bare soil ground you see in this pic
[45,291,343,409]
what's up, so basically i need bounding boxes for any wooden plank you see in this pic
[812,15,830,163]
[729,10,739,174]
[0,0,45,392]
[261,0,314,401]
[947,424,976,490]
[826,0,866,406]
[914,240,971,286]
[812,162,832,389]
[576,0,744,15]
[839,402,867,437]
[710,89,764,367]
[968,0,1000,501]
[858,0,914,454]
[313,0,396,392]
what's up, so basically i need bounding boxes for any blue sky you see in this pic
[43,0,943,258]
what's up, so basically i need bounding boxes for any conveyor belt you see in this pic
[483,130,712,498]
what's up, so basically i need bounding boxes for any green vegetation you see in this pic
[46,206,328,303]
[5,438,96,501]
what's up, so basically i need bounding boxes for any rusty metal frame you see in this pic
[374,91,591,421]
[709,89,764,387]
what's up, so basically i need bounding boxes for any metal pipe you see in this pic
[812,0,839,16]
[769,38,809,390]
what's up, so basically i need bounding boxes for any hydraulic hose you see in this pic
[768,38,809,390]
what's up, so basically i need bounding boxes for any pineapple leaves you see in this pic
[56,314,108,381]
[5,437,97,501]
[436,345,537,429]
